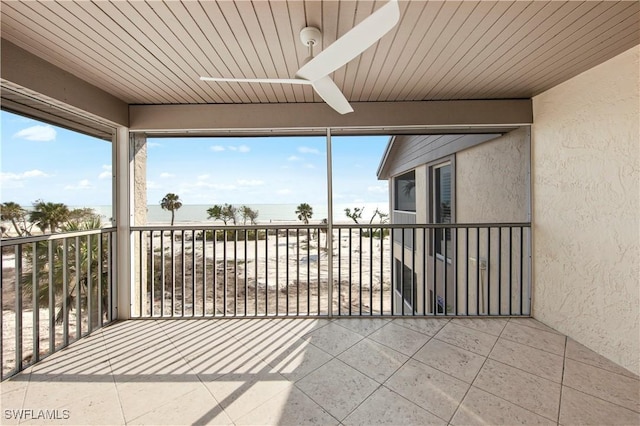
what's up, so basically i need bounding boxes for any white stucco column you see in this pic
[131,133,147,316]
[113,126,133,320]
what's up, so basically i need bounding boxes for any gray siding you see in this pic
[380,133,500,179]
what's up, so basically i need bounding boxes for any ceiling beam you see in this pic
[1,39,128,127]
[129,99,532,135]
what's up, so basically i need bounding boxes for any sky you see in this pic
[1,110,390,207]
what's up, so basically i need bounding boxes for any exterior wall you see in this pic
[455,128,531,315]
[456,127,529,223]
[532,46,639,375]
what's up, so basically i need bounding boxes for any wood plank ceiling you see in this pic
[1,1,639,107]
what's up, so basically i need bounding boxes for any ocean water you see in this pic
[83,203,389,225]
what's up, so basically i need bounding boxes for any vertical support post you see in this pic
[114,126,132,320]
[326,128,334,317]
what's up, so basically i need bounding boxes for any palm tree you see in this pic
[1,202,29,236]
[160,193,182,226]
[295,203,313,224]
[23,217,107,325]
[29,200,70,234]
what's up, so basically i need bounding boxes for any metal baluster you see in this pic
[171,230,176,316]
[48,241,54,351]
[87,235,92,332]
[75,236,81,339]
[15,245,23,372]
[422,228,427,316]
[401,228,405,316]
[150,231,154,317]
[202,229,206,316]
[380,227,384,315]
[98,233,103,327]
[317,227,320,315]
[358,228,362,316]
[63,239,69,345]
[192,230,196,317]
[307,228,311,316]
[160,230,165,317]
[520,226,524,315]
[266,229,269,316]
[411,227,416,316]
[32,242,39,362]
[275,230,279,316]
[286,230,289,315]
[390,229,395,316]
[443,227,448,316]
[486,227,491,316]
[498,227,502,316]
[255,228,258,316]
[509,227,513,315]
[338,228,342,316]
[431,228,436,315]
[234,230,238,316]
[295,229,302,314]
[476,228,480,315]
[348,228,352,316]
[369,227,373,316]
[465,228,469,315]
[181,230,186,317]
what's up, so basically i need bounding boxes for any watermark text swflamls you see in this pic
[4,409,70,421]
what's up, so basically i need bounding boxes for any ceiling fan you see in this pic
[200,0,400,115]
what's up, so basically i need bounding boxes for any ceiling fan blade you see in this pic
[311,76,353,115]
[200,76,311,85]
[296,0,400,81]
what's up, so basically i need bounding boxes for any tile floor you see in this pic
[1,317,638,425]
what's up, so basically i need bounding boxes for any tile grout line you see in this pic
[557,335,567,425]
[154,319,239,425]
[98,328,127,426]
[446,319,508,424]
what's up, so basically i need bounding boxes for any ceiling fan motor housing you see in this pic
[300,26,322,47]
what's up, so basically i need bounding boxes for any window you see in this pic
[395,260,417,311]
[394,170,415,212]
[432,163,452,259]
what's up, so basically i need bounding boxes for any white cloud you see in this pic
[147,180,161,189]
[210,145,225,152]
[148,142,162,148]
[98,165,112,180]
[23,170,49,178]
[287,155,301,161]
[304,163,315,169]
[160,172,175,178]
[65,179,93,190]
[13,125,56,142]
[298,146,320,155]
[1,169,50,182]
[276,189,292,195]
[237,179,264,187]
[228,145,250,153]
[193,181,237,191]
[197,174,210,180]
[367,185,387,193]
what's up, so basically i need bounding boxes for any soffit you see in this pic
[1,1,638,107]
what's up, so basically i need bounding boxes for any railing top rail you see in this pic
[0,227,116,247]
[130,222,531,232]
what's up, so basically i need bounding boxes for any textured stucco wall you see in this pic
[456,127,529,223]
[456,129,530,315]
[532,46,640,375]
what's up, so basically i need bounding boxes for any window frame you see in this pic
[393,170,416,213]
[429,157,455,261]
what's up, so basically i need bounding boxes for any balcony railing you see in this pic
[131,223,531,319]
[1,228,117,380]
